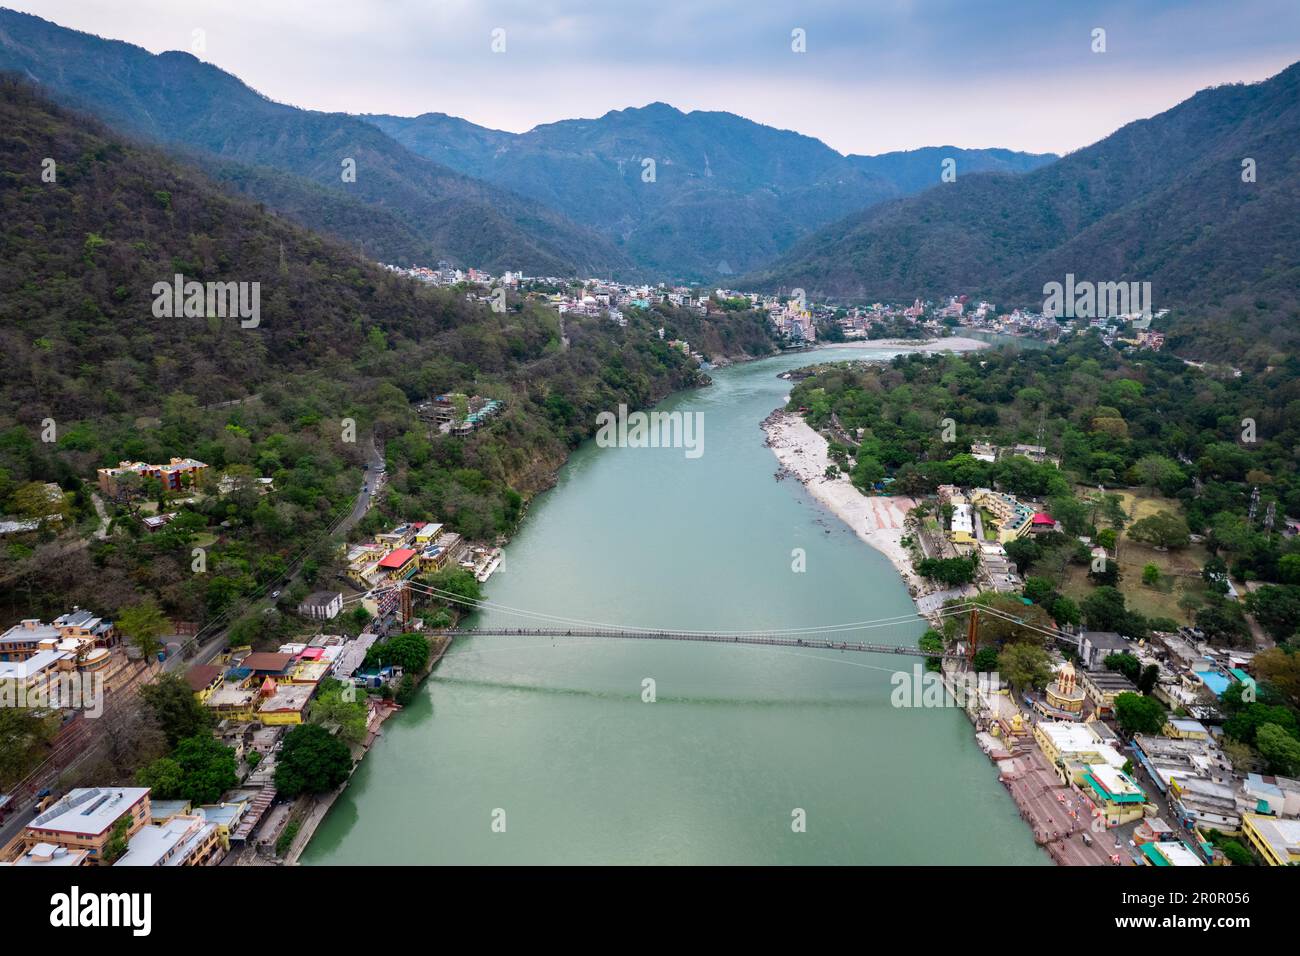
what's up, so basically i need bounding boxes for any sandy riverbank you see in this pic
[764,410,926,594]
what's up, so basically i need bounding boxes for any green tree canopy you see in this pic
[139,672,214,747]
[1114,692,1167,736]
[274,723,353,797]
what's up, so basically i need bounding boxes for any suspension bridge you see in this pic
[428,627,969,658]
[352,578,1083,663]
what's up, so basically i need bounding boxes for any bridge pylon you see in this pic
[965,607,980,667]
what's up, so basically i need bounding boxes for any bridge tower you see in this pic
[965,607,980,667]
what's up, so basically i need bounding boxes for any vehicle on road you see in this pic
[271,590,281,599]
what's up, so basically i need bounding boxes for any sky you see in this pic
[8,0,1300,155]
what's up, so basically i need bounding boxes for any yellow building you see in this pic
[1241,813,1300,866]
[1045,662,1086,715]
[1162,718,1210,741]
[1080,763,1149,827]
[948,502,976,545]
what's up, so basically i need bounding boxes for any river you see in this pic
[302,344,1049,865]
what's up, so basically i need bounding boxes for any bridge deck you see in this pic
[432,627,964,659]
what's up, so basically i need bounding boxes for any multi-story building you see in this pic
[1033,720,1127,781]
[1241,813,1300,866]
[1170,776,1242,833]
[114,813,223,867]
[8,787,151,865]
[948,502,975,545]
[0,608,116,662]
[970,488,1035,542]
[97,458,208,497]
[1078,668,1138,716]
[1080,763,1148,827]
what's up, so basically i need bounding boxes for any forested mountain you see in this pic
[368,104,1055,281]
[748,61,1300,360]
[0,8,632,276]
[0,77,778,632]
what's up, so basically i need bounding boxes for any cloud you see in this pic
[7,0,1299,153]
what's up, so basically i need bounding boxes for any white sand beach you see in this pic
[764,410,925,594]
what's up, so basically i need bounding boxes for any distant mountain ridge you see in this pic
[0,8,633,277]
[745,60,1300,360]
[367,104,1055,281]
[0,8,1056,283]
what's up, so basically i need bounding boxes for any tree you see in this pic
[1138,664,1160,695]
[1081,586,1129,632]
[102,817,131,864]
[1141,563,1160,586]
[1004,537,1042,574]
[1128,511,1190,550]
[274,724,353,797]
[1114,692,1167,736]
[917,628,945,671]
[1104,652,1141,682]
[1252,648,1300,710]
[1023,577,1057,607]
[952,592,1054,648]
[850,455,885,493]
[365,632,429,674]
[9,480,69,523]
[1195,595,1250,646]
[137,734,237,804]
[1047,495,1092,536]
[997,643,1052,691]
[972,645,1000,673]
[1256,723,1300,776]
[139,673,214,747]
[914,555,978,586]
[1244,585,1300,641]
[0,707,59,788]
[427,566,482,608]
[1219,840,1254,867]
[117,599,169,660]
[1131,454,1185,495]
[1202,556,1230,594]
[1224,703,1299,745]
[311,679,368,744]
[1050,595,1081,627]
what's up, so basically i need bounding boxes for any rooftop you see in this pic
[1141,841,1204,867]
[115,815,215,867]
[239,652,293,673]
[378,548,417,569]
[4,842,88,867]
[185,664,223,693]
[30,787,149,837]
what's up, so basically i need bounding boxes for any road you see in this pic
[177,432,382,669]
[1,435,383,842]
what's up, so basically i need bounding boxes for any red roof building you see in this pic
[378,548,419,578]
